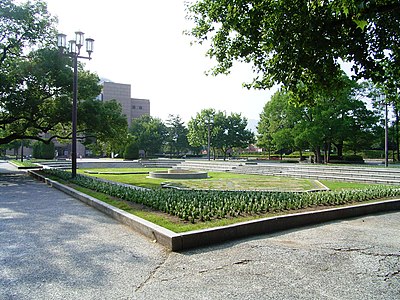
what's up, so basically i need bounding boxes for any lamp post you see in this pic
[57,31,94,178]
[384,97,389,168]
[378,94,389,168]
[207,122,211,161]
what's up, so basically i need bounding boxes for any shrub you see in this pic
[124,141,139,160]
[343,155,364,163]
[32,141,55,159]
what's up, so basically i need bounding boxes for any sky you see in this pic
[45,0,277,128]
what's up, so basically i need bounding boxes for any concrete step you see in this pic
[231,165,400,185]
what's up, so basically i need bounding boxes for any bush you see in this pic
[329,154,364,164]
[32,141,55,159]
[360,150,384,159]
[124,141,139,159]
[343,155,364,163]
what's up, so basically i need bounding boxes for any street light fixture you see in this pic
[57,31,94,178]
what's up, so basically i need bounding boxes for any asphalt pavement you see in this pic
[0,160,399,299]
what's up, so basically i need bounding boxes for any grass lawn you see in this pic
[10,160,39,168]
[79,168,375,191]
[80,168,325,191]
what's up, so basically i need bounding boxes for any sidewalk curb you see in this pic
[28,170,400,251]
[8,161,43,169]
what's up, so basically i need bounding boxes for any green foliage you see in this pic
[188,108,254,159]
[165,114,190,156]
[257,79,379,162]
[32,141,55,159]
[124,140,139,160]
[129,115,167,157]
[0,0,127,148]
[44,168,400,224]
[343,155,364,163]
[186,0,400,98]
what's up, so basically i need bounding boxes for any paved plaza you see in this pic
[0,160,399,299]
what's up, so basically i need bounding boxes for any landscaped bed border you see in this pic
[28,170,400,251]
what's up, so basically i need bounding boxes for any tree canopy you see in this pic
[186,0,400,99]
[0,0,127,146]
[129,115,167,157]
[257,76,378,162]
[165,114,190,156]
[188,108,254,159]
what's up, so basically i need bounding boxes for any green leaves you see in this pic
[353,18,369,30]
[44,169,400,225]
[186,0,400,98]
[129,115,167,157]
[188,108,254,159]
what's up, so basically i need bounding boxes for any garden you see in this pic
[39,167,400,233]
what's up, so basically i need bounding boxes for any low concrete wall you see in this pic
[149,170,208,179]
[175,200,400,250]
[28,170,400,252]
[77,161,142,169]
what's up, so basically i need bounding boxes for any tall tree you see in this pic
[129,115,167,158]
[187,108,222,158]
[258,80,378,163]
[186,0,400,100]
[0,0,127,147]
[219,113,254,159]
[188,108,254,159]
[165,114,189,157]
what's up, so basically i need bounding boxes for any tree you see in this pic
[79,98,128,156]
[32,141,55,159]
[129,115,167,158]
[256,118,275,160]
[165,114,189,157]
[188,108,254,159]
[1,0,127,147]
[124,139,139,160]
[187,108,221,159]
[258,91,303,159]
[218,113,255,159]
[186,0,400,100]
[258,79,378,163]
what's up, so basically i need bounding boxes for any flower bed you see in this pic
[42,168,400,224]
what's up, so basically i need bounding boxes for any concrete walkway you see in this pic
[1,160,399,299]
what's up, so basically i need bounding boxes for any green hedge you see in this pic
[33,142,55,159]
[124,141,139,159]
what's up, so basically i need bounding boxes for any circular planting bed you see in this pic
[148,169,208,179]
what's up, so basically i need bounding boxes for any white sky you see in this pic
[45,0,276,126]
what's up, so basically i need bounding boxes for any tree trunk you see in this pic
[326,142,332,164]
[21,142,24,162]
[314,147,322,164]
[334,142,344,158]
[396,108,399,162]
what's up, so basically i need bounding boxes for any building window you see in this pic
[132,105,136,109]
[139,106,142,110]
